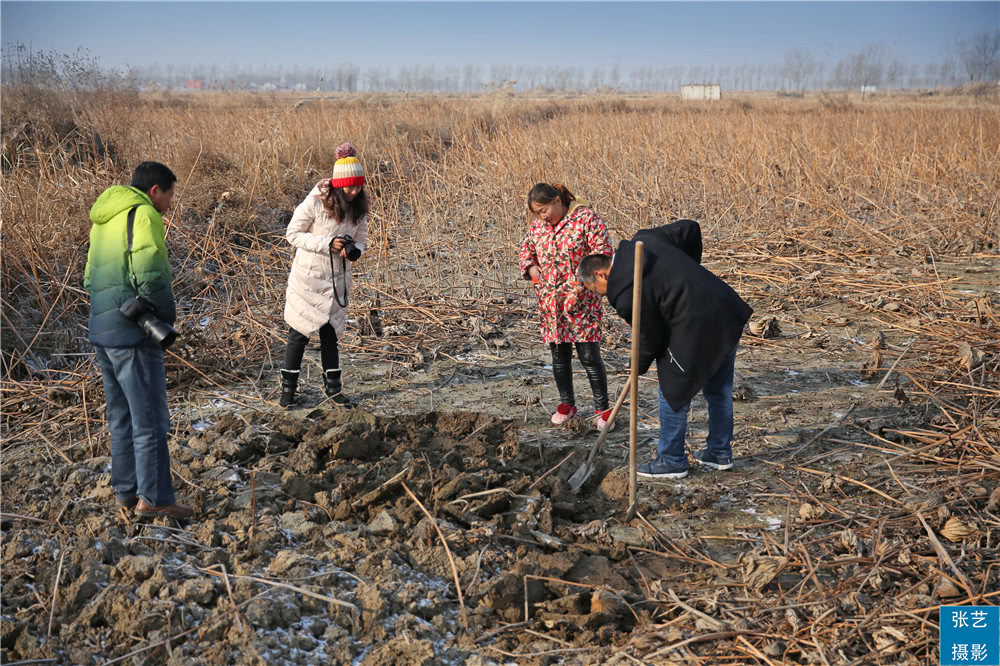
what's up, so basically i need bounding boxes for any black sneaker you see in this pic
[637,457,689,480]
[694,449,734,470]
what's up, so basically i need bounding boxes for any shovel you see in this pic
[568,240,645,493]
[625,241,644,520]
[567,379,631,492]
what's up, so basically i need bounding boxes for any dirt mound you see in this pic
[8,384,987,665]
[1,409,646,664]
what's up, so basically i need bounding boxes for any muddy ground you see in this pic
[1,254,997,665]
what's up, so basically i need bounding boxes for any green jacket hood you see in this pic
[90,186,153,225]
[85,185,174,345]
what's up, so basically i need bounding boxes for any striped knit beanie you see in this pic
[330,142,365,188]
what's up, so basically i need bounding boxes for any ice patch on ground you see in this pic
[192,419,215,432]
[741,507,783,531]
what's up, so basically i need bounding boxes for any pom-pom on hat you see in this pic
[330,142,365,188]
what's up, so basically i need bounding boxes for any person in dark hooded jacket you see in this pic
[577,220,752,479]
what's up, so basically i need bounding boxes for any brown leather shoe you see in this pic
[135,499,195,519]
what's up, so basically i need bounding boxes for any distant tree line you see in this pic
[3,32,997,93]
[0,42,121,89]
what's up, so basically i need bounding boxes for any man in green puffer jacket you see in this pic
[84,161,194,519]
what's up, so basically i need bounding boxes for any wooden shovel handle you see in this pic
[583,241,644,471]
[628,241,644,511]
[584,380,632,467]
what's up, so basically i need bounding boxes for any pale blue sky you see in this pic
[2,1,997,70]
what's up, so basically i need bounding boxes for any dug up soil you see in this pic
[2,256,998,665]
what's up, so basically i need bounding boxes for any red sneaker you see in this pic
[595,409,616,432]
[550,403,578,425]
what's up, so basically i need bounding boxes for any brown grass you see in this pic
[2,87,997,382]
[1,87,996,380]
[1,86,998,664]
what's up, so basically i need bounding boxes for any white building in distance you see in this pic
[681,83,721,100]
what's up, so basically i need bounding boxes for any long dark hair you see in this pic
[319,180,369,224]
[527,183,574,213]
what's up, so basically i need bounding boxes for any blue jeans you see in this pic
[94,344,175,506]
[656,345,737,468]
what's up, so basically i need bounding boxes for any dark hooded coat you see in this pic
[606,220,752,411]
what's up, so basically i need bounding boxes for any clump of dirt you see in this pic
[1,408,649,664]
[599,467,630,501]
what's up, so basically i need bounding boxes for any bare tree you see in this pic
[940,58,958,86]
[885,59,905,89]
[719,64,732,90]
[526,65,542,90]
[608,63,620,90]
[364,66,381,92]
[956,31,1000,82]
[553,66,570,91]
[589,66,606,91]
[345,63,359,92]
[865,50,883,89]
[420,64,435,92]
[629,66,641,91]
[462,64,480,93]
[782,48,818,91]
[833,44,883,94]
[812,61,828,90]
[0,42,117,89]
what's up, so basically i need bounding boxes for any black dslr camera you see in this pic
[120,296,178,349]
[336,234,362,262]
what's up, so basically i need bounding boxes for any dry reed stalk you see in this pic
[487,645,590,658]
[198,566,357,617]
[2,89,997,664]
[401,481,468,629]
[0,512,49,524]
[527,450,576,491]
[46,548,66,638]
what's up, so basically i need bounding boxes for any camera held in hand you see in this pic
[335,234,362,262]
[120,296,178,349]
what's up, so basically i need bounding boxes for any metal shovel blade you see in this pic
[569,463,594,493]
[568,382,631,492]
[566,454,597,493]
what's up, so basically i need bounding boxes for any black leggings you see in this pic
[284,324,339,372]
[550,342,609,412]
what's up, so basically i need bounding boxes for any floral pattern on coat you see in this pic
[283,182,367,338]
[519,204,613,343]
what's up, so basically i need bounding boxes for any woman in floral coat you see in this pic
[519,183,614,429]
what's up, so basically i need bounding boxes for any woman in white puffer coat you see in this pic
[280,142,368,407]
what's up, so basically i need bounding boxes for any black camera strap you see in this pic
[125,203,142,295]
[330,250,349,308]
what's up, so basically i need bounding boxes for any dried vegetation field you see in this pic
[1,87,999,665]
